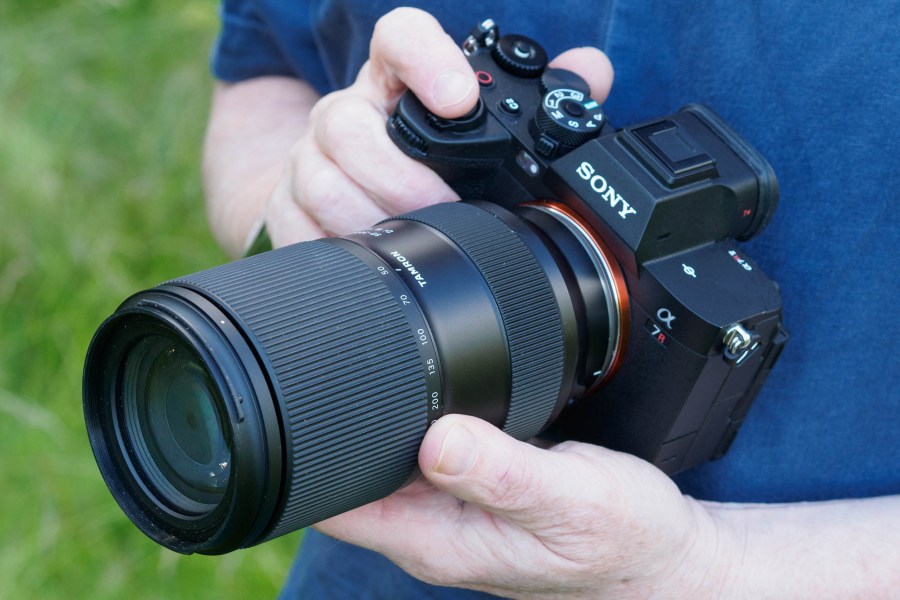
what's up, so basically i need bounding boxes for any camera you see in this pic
[83,20,787,555]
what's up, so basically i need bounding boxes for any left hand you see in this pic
[316,414,735,598]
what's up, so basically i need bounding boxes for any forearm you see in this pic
[202,76,320,257]
[702,494,900,598]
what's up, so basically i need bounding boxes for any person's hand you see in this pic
[316,414,734,598]
[264,7,613,248]
[273,7,736,597]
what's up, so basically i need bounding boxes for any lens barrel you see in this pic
[84,201,621,554]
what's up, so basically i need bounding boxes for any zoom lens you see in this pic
[84,201,626,554]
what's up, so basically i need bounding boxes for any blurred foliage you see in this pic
[0,1,301,597]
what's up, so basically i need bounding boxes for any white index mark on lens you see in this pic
[220,320,225,324]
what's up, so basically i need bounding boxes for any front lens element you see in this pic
[121,334,231,512]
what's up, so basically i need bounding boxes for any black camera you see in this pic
[83,20,787,556]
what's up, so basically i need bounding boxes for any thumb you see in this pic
[549,47,615,103]
[419,414,565,528]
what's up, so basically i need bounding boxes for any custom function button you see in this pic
[499,97,521,115]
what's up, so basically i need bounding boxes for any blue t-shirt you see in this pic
[212,0,899,596]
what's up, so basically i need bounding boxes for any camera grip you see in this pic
[388,92,514,200]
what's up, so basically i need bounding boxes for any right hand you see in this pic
[265,7,614,249]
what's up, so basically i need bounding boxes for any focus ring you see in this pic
[173,241,428,542]
[393,202,565,440]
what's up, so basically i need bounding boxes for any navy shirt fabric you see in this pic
[212,1,899,597]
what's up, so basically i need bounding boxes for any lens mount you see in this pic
[520,201,630,391]
[83,287,282,554]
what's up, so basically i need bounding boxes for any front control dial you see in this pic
[426,98,486,133]
[535,88,606,148]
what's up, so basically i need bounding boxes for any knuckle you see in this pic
[295,168,340,215]
[314,95,370,145]
[286,132,312,165]
[307,89,340,122]
[487,449,536,511]
[375,170,419,208]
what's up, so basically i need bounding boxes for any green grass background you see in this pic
[0,1,302,597]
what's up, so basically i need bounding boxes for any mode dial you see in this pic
[535,88,605,150]
[492,34,547,78]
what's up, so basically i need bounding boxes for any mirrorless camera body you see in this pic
[387,19,788,473]
[83,19,789,556]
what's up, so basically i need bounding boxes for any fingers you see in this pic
[274,93,458,241]
[549,46,615,103]
[265,7,469,245]
[312,94,459,215]
[265,176,324,247]
[418,415,591,531]
[268,9,614,248]
[362,7,479,117]
[315,413,700,595]
[291,145,390,234]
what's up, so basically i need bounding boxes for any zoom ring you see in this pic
[174,241,428,542]
[394,202,566,440]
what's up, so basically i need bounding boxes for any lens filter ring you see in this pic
[83,288,281,554]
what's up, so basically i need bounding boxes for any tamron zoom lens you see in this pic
[84,201,621,554]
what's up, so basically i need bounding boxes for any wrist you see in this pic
[649,497,747,599]
[696,496,900,598]
[595,493,746,600]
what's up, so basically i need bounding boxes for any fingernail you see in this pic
[431,70,475,109]
[434,423,478,476]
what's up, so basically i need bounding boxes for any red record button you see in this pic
[475,70,494,86]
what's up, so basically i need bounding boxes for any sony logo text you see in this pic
[576,162,637,219]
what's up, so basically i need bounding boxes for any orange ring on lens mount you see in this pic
[524,201,630,393]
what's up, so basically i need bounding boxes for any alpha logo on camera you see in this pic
[576,162,637,220]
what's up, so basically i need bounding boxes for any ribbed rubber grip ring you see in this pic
[173,241,428,542]
[392,202,565,440]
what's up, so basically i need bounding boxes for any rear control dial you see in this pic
[492,34,547,77]
[535,88,605,148]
